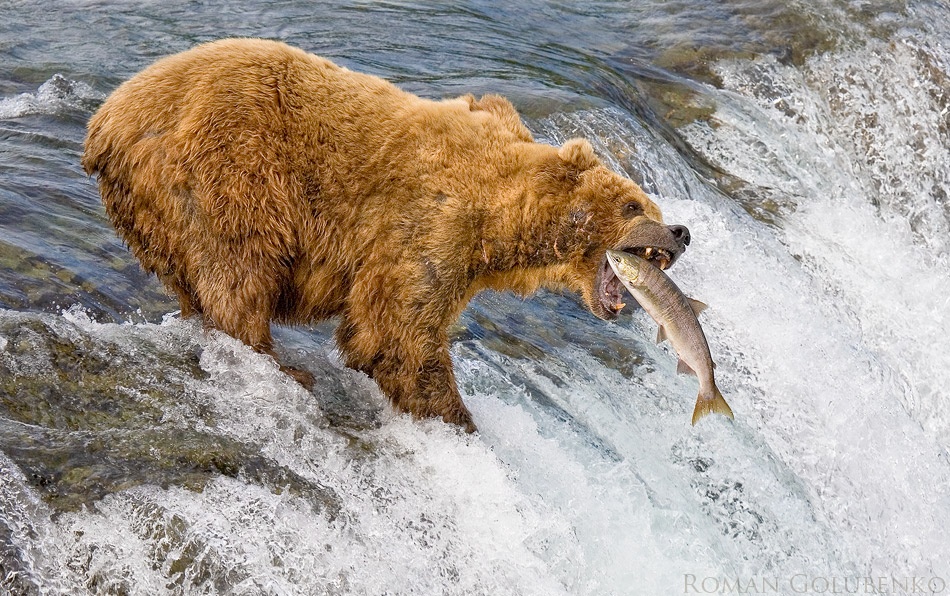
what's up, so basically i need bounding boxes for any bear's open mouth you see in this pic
[598,246,673,316]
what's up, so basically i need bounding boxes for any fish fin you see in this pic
[656,325,668,344]
[687,298,708,316]
[677,359,696,376]
[691,386,735,426]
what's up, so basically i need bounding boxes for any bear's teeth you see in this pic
[643,247,654,259]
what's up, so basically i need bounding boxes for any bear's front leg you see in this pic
[386,347,476,434]
[371,348,477,433]
[336,317,477,433]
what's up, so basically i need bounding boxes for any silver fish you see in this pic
[606,250,734,425]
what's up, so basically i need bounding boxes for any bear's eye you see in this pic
[622,201,643,218]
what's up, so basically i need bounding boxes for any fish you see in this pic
[605,250,734,425]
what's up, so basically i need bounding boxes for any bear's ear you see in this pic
[558,138,599,172]
[465,93,533,142]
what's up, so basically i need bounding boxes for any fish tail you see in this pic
[691,385,735,426]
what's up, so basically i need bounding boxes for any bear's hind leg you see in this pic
[159,272,201,319]
[195,255,315,389]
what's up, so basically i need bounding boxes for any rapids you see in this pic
[1,1,948,594]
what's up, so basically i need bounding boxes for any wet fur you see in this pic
[83,38,671,432]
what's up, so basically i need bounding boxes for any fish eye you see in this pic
[622,201,643,218]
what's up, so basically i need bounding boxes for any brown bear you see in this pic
[82,38,690,433]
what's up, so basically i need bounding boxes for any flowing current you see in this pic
[1,2,949,594]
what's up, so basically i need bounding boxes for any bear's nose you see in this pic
[668,224,691,247]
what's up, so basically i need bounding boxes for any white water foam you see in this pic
[40,309,694,594]
[678,37,950,579]
[0,451,72,595]
[681,38,950,443]
[0,74,103,120]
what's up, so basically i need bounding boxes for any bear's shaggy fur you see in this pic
[83,38,690,432]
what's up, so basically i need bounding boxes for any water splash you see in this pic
[0,452,69,595]
[0,74,103,120]
[674,34,950,580]
[680,38,950,444]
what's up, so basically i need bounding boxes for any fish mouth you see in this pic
[595,246,674,320]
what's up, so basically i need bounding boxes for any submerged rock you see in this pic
[0,311,343,516]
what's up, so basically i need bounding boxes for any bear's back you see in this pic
[83,39,350,175]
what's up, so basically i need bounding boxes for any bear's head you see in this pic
[546,139,691,321]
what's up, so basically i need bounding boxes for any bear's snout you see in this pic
[668,224,690,248]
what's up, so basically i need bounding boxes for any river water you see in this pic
[1,1,949,594]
